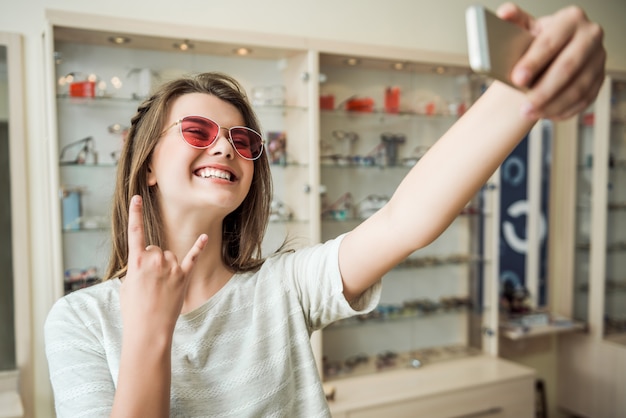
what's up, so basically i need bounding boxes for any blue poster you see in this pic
[499,122,552,307]
[499,136,529,298]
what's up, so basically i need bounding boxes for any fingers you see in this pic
[127,194,207,278]
[532,47,606,120]
[181,234,209,274]
[127,195,146,260]
[499,4,606,120]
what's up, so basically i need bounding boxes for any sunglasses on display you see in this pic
[162,115,265,161]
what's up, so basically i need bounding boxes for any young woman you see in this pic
[45,3,606,417]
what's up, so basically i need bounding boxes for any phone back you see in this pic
[466,5,533,86]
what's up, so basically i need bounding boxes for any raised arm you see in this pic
[338,3,605,302]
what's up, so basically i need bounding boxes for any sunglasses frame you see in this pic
[162,115,265,161]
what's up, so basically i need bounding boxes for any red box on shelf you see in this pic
[384,87,400,114]
[69,81,96,98]
[320,94,335,110]
[345,97,374,113]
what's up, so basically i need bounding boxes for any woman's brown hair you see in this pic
[103,72,272,281]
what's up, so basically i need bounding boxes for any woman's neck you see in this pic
[161,211,234,312]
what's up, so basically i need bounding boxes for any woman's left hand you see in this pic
[497,2,606,121]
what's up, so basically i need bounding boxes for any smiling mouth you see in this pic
[194,167,235,182]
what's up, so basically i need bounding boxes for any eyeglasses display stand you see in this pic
[553,75,626,418]
[52,32,314,295]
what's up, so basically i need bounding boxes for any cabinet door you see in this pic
[318,53,498,381]
[573,102,595,323]
[604,77,626,344]
[51,28,314,295]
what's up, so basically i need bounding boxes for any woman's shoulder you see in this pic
[46,279,121,324]
[262,234,347,270]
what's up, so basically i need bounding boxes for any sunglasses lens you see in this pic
[180,116,219,148]
[230,128,263,160]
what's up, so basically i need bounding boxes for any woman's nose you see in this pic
[207,132,235,159]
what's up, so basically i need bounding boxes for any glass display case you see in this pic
[51,27,316,295]
[317,53,500,381]
[571,75,626,345]
[573,102,595,323]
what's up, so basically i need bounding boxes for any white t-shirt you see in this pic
[45,235,382,418]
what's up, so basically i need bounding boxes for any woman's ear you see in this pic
[147,165,157,186]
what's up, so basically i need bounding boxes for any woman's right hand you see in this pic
[120,195,208,339]
[113,195,207,417]
[497,2,606,121]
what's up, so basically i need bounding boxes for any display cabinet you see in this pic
[555,74,626,418]
[49,23,317,295]
[571,74,626,343]
[317,52,500,380]
[603,77,626,344]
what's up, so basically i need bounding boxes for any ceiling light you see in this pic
[108,36,131,45]
[434,66,447,74]
[233,47,252,56]
[345,58,360,66]
[174,40,194,51]
[392,62,406,71]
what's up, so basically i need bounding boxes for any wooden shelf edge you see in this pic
[500,319,587,341]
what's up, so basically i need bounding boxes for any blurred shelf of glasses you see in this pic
[57,94,141,104]
[326,302,485,330]
[320,108,460,121]
[56,94,309,114]
[60,162,119,168]
[318,51,499,383]
[62,226,110,233]
[323,344,482,382]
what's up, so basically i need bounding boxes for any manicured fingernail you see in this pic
[512,68,530,86]
[132,195,141,205]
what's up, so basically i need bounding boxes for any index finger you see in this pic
[127,195,146,258]
[496,3,534,31]
[496,3,554,89]
[510,8,581,91]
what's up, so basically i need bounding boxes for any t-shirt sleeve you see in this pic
[275,234,382,331]
[44,296,115,418]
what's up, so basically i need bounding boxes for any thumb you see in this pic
[180,234,209,275]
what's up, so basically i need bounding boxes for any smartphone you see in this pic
[465,4,534,87]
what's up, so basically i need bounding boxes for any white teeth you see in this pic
[196,167,232,181]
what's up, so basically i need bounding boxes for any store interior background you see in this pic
[1,0,625,417]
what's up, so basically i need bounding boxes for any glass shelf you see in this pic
[57,94,309,114]
[59,162,118,168]
[62,226,109,233]
[323,344,482,382]
[326,304,480,330]
[56,94,141,106]
[253,103,309,113]
[269,162,309,169]
[321,108,460,121]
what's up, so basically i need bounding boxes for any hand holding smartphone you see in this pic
[466,4,534,88]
